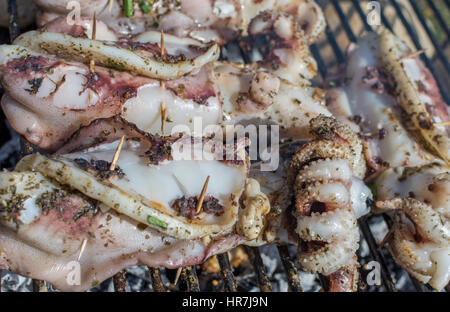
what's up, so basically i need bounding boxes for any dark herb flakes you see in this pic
[25,78,43,94]
[171,195,224,219]
[74,158,125,180]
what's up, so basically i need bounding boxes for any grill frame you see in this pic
[0,0,449,293]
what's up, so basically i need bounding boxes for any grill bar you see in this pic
[244,246,272,292]
[112,270,127,292]
[325,25,346,63]
[149,268,166,292]
[310,44,327,80]
[408,0,450,74]
[331,0,358,42]
[380,8,394,32]
[445,0,450,9]
[33,279,47,292]
[238,39,251,64]
[310,44,327,77]
[351,0,373,32]
[318,274,330,292]
[217,254,238,292]
[410,276,430,292]
[7,0,19,41]
[426,0,450,40]
[277,246,302,292]
[181,266,200,292]
[390,0,450,105]
[358,219,396,292]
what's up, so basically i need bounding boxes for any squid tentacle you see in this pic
[288,115,367,289]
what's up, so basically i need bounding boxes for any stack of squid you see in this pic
[0,0,447,292]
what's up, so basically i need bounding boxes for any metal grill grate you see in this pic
[0,0,449,293]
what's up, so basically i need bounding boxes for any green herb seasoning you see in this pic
[108,60,125,71]
[139,1,151,13]
[123,0,134,17]
[368,182,377,199]
[147,215,168,229]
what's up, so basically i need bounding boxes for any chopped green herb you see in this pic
[147,215,168,229]
[108,60,125,71]
[368,182,377,199]
[139,1,151,13]
[123,0,134,17]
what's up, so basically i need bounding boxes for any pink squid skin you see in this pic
[0,55,148,151]
[0,54,221,152]
[0,188,245,292]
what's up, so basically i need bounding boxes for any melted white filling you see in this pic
[330,34,428,167]
[134,31,208,58]
[122,82,221,136]
[64,140,246,225]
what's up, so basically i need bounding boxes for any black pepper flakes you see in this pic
[25,78,43,94]
[74,158,125,179]
[171,195,224,219]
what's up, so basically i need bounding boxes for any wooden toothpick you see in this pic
[160,29,167,135]
[89,59,96,73]
[108,0,114,14]
[110,135,125,171]
[92,12,97,40]
[196,176,210,214]
[89,12,97,73]
[173,267,182,287]
[77,239,88,261]
[400,49,424,61]
[160,29,166,57]
[160,82,166,135]
[435,121,450,127]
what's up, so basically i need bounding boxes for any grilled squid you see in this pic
[326,32,435,171]
[378,29,450,166]
[0,45,330,151]
[0,116,272,291]
[42,16,119,41]
[14,119,250,240]
[35,0,325,43]
[326,31,450,291]
[247,10,319,84]
[34,0,324,84]
[236,178,271,240]
[0,170,246,291]
[376,163,450,290]
[14,30,220,80]
[40,15,221,60]
[288,115,370,291]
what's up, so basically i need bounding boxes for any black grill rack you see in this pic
[0,0,449,293]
